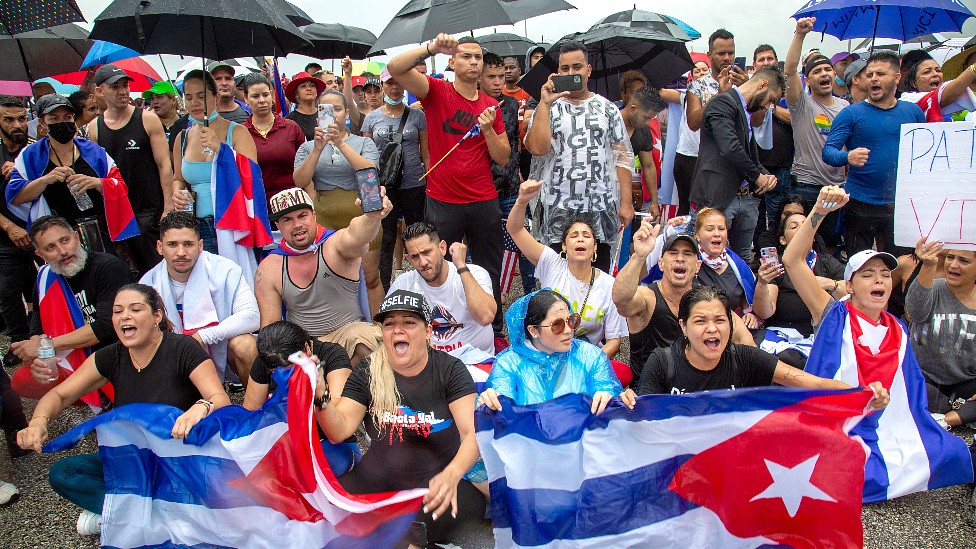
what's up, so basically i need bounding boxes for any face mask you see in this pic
[384,95,403,106]
[835,76,846,86]
[47,121,76,144]
[188,110,219,126]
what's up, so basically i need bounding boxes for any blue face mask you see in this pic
[384,95,403,106]
[188,110,219,126]
[835,76,846,86]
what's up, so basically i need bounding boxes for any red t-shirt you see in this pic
[421,76,505,204]
[244,115,307,205]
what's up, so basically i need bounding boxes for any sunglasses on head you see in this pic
[536,314,581,335]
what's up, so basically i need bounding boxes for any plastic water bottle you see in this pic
[180,189,194,213]
[36,334,58,383]
[71,186,94,211]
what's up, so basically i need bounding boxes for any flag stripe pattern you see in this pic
[804,301,973,502]
[46,354,425,548]
[477,387,875,548]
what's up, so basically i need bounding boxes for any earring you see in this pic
[592,250,598,263]
[560,250,567,260]
[154,322,159,329]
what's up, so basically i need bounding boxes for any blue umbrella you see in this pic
[81,40,141,68]
[793,0,975,43]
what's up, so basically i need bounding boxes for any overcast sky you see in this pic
[75,0,976,78]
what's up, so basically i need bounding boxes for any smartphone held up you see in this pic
[356,167,384,213]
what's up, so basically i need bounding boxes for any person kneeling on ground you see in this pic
[17,284,229,536]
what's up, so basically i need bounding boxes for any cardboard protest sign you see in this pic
[895,122,976,251]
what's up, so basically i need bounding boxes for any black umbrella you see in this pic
[592,9,701,42]
[370,0,576,54]
[0,23,92,82]
[283,1,314,27]
[300,23,382,60]
[519,24,693,102]
[474,32,537,59]
[0,0,85,35]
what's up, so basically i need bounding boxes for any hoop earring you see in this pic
[560,250,567,260]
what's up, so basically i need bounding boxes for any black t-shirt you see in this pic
[630,124,655,155]
[638,341,778,395]
[766,253,845,336]
[42,155,104,227]
[338,349,475,494]
[29,251,135,345]
[757,108,794,170]
[696,266,746,310]
[249,340,350,390]
[94,331,210,409]
[167,115,190,152]
[286,110,317,142]
[0,139,29,248]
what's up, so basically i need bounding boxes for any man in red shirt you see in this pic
[388,33,510,329]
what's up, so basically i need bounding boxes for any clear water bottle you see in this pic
[36,334,58,383]
[180,189,194,213]
[71,186,94,211]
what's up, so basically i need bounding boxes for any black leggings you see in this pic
[380,185,427,291]
[925,376,976,425]
[406,480,486,547]
[672,153,698,216]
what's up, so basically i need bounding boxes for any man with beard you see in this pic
[208,62,251,123]
[612,221,756,388]
[785,18,850,251]
[822,50,924,257]
[689,66,784,263]
[8,215,134,399]
[141,211,259,388]
[0,96,36,361]
[87,64,174,276]
[388,222,496,357]
[254,188,391,368]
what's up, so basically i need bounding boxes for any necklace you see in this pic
[130,333,164,373]
[252,117,274,138]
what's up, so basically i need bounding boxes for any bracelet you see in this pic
[970,64,976,76]
[195,399,213,415]
[514,201,528,207]
[426,43,433,57]
[30,415,49,424]
[456,266,470,274]
[832,280,841,294]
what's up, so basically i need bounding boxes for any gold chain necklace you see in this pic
[252,117,274,138]
[131,333,164,373]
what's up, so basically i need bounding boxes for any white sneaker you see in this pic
[0,480,19,506]
[76,510,102,536]
[931,412,950,430]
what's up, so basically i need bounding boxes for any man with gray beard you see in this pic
[8,215,133,400]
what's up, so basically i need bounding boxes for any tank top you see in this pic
[97,108,162,216]
[630,283,682,373]
[281,248,364,337]
[181,122,237,218]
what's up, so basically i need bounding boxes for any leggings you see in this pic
[925,376,976,425]
[407,480,486,546]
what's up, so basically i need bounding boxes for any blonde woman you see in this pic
[315,289,482,549]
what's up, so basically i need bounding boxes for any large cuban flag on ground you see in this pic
[477,387,878,548]
[46,354,425,548]
[804,301,973,503]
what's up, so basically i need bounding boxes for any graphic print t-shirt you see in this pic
[338,349,475,493]
[789,92,849,187]
[638,341,778,396]
[388,263,495,356]
[527,94,633,244]
[420,76,505,204]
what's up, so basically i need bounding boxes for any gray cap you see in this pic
[34,93,72,116]
[93,64,132,86]
[843,59,867,87]
[206,61,235,76]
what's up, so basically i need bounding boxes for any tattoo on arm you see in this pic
[415,53,429,65]
[781,368,806,384]
[809,212,825,229]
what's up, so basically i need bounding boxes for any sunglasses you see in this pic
[536,314,581,335]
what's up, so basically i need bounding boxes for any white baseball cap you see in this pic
[844,250,898,281]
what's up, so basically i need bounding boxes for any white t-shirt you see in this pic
[389,262,494,356]
[676,75,719,157]
[534,247,628,345]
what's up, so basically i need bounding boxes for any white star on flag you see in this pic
[749,454,837,518]
[855,316,888,355]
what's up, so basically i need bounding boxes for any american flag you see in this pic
[500,223,520,294]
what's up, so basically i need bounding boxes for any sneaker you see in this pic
[76,510,102,536]
[0,480,19,506]
[931,412,951,430]
[225,381,244,394]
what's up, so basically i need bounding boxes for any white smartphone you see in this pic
[317,104,334,129]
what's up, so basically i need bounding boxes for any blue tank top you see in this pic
[181,122,237,218]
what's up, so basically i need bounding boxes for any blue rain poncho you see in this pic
[487,290,622,405]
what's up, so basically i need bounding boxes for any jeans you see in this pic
[49,453,105,514]
[721,194,761,263]
[498,195,536,293]
[379,185,427,291]
[118,212,163,277]
[764,167,792,231]
[0,245,35,342]
[321,440,362,477]
[672,153,697,216]
[425,196,504,331]
[198,215,218,255]
[844,199,910,257]
[792,179,842,250]
[0,367,27,443]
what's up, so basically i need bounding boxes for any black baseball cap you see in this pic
[662,233,698,253]
[374,290,433,324]
[93,64,132,86]
[34,93,73,116]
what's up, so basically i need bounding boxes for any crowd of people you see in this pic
[0,15,974,547]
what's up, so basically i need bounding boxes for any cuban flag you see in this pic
[36,265,113,410]
[45,354,425,548]
[269,57,291,116]
[6,137,139,241]
[212,142,274,286]
[477,387,878,548]
[804,301,973,502]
